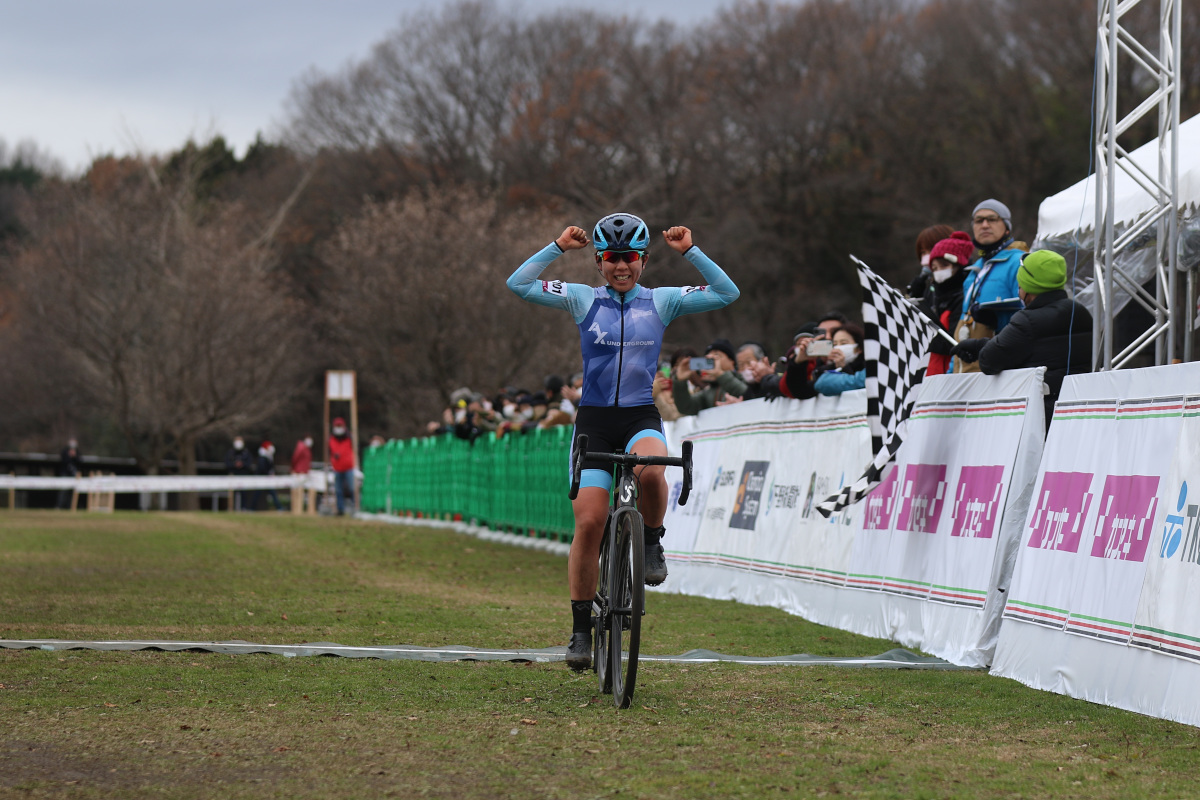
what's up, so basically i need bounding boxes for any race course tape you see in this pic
[0,639,969,669]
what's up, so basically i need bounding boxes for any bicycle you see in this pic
[568,434,693,708]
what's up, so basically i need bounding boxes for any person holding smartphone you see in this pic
[669,338,747,416]
[780,314,845,399]
[507,213,739,670]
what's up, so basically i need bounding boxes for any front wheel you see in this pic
[594,536,612,695]
[608,509,644,709]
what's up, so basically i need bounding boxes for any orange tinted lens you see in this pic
[601,250,642,263]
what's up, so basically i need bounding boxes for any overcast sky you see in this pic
[1,0,731,172]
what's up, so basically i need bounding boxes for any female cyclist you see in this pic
[506,213,739,669]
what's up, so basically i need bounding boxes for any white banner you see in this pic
[656,370,1045,667]
[993,362,1200,726]
[1131,397,1200,660]
[661,392,871,590]
[840,368,1046,665]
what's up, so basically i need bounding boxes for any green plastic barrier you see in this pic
[361,428,576,542]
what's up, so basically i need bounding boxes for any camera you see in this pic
[688,357,716,371]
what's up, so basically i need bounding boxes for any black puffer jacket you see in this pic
[978,289,1093,421]
[918,269,967,359]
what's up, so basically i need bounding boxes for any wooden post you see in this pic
[7,473,13,510]
[70,485,80,511]
[227,489,234,512]
[290,485,302,516]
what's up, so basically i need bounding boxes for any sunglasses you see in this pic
[597,250,645,264]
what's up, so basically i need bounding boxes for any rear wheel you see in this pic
[608,509,644,709]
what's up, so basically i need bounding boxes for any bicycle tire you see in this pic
[608,508,644,709]
[594,533,613,695]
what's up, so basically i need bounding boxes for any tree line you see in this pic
[2,0,1197,470]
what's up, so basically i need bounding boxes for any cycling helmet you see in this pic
[592,213,651,252]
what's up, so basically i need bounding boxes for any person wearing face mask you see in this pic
[813,324,866,396]
[906,224,955,299]
[735,342,774,400]
[291,436,313,475]
[328,417,356,516]
[225,435,253,511]
[915,231,974,376]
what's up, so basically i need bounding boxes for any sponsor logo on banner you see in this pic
[712,467,737,490]
[1089,475,1160,562]
[763,481,801,518]
[864,465,899,531]
[1159,481,1200,562]
[951,465,1006,539]
[1027,471,1095,552]
[729,461,769,530]
[896,464,948,533]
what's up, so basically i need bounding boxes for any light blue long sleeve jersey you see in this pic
[506,242,739,407]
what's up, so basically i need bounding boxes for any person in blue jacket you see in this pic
[507,213,739,670]
[957,199,1024,354]
[814,323,866,395]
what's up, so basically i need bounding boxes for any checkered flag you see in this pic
[816,256,942,517]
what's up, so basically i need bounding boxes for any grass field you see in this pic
[1,511,1198,799]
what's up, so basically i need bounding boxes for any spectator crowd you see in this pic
[423,197,1092,441]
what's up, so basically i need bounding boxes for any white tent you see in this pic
[1037,112,1200,240]
[1033,115,1200,328]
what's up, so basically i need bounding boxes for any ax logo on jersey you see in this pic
[587,321,609,344]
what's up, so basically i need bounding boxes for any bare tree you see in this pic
[319,186,579,433]
[9,153,312,488]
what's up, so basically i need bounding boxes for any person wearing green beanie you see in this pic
[1016,250,1068,296]
[951,250,1093,432]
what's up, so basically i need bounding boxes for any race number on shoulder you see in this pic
[681,285,708,296]
[542,279,567,297]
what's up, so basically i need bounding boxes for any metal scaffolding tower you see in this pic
[1093,0,1182,369]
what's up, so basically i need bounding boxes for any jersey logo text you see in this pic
[542,280,567,297]
[588,322,609,344]
[682,285,708,296]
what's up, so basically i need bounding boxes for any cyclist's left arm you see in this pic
[654,247,740,325]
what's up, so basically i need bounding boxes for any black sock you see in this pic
[571,600,592,634]
[646,525,665,544]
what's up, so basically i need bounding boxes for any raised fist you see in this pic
[556,226,589,251]
[662,226,693,254]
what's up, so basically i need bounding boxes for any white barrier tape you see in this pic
[0,639,965,668]
[0,473,330,493]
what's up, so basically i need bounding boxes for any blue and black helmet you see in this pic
[592,213,650,252]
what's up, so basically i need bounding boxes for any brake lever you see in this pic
[568,434,588,500]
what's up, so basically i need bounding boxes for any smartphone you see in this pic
[807,339,834,357]
[689,357,716,371]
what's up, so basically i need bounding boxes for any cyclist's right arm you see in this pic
[506,242,594,323]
